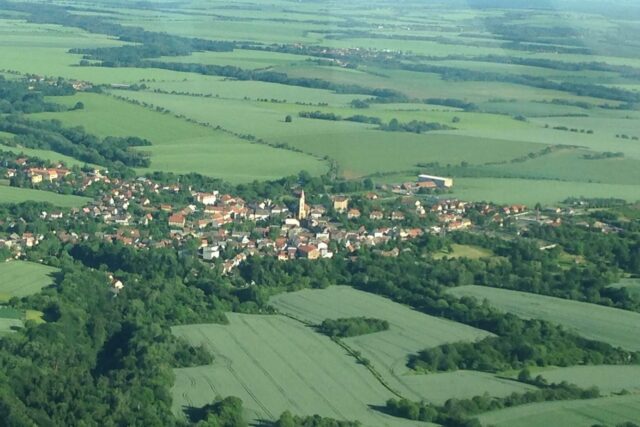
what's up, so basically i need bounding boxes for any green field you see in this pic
[433,244,494,260]
[0,316,22,334]
[0,145,91,168]
[0,261,57,301]
[476,394,640,427]
[110,90,545,178]
[269,286,536,403]
[0,184,90,208]
[448,286,640,351]
[154,49,311,70]
[172,314,425,426]
[34,93,328,182]
[530,365,640,395]
[0,3,636,204]
[451,178,640,205]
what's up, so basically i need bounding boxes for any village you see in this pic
[0,151,606,286]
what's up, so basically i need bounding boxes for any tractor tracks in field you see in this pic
[274,310,406,400]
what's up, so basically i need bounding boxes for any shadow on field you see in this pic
[252,419,275,427]
[183,406,206,423]
[368,403,396,417]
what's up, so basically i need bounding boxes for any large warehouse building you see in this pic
[418,174,454,188]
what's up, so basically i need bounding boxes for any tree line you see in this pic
[318,317,389,338]
[0,115,152,168]
[298,111,454,133]
[0,75,76,114]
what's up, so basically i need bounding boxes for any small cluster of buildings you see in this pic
[27,167,71,184]
[390,174,454,195]
[0,232,44,259]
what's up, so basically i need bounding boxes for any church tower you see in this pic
[298,190,307,220]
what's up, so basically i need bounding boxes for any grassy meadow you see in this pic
[0,184,90,208]
[0,314,22,334]
[0,261,57,301]
[433,244,494,260]
[448,285,640,351]
[0,261,55,333]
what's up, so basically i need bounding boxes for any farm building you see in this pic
[418,174,454,188]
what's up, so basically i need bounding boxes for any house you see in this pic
[195,192,218,205]
[109,275,124,294]
[284,218,300,227]
[332,196,349,212]
[369,210,384,220]
[270,205,288,216]
[390,211,405,221]
[168,214,186,228]
[298,244,320,260]
[347,209,361,219]
[202,245,220,261]
[29,172,43,184]
[447,219,472,231]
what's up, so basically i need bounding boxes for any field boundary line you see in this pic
[273,309,407,399]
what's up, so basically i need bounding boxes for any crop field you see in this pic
[448,286,640,351]
[0,0,637,204]
[396,370,535,405]
[34,93,328,182]
[451,178,640,205]
[171,314,425,426]
[476,394,640,427]
[269,286,492,370]
[0,184,90,208]
[111,90,545,178]
[142,77,361,106]
[269,287,538,403]
[478,150,640,185]
[154,49,311,70]
[0,261,58,301]
[528,365,640,395]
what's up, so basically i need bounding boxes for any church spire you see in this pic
[298,190,307,220]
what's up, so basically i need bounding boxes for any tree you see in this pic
[517,367,531,382]
[285,115,293,123]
